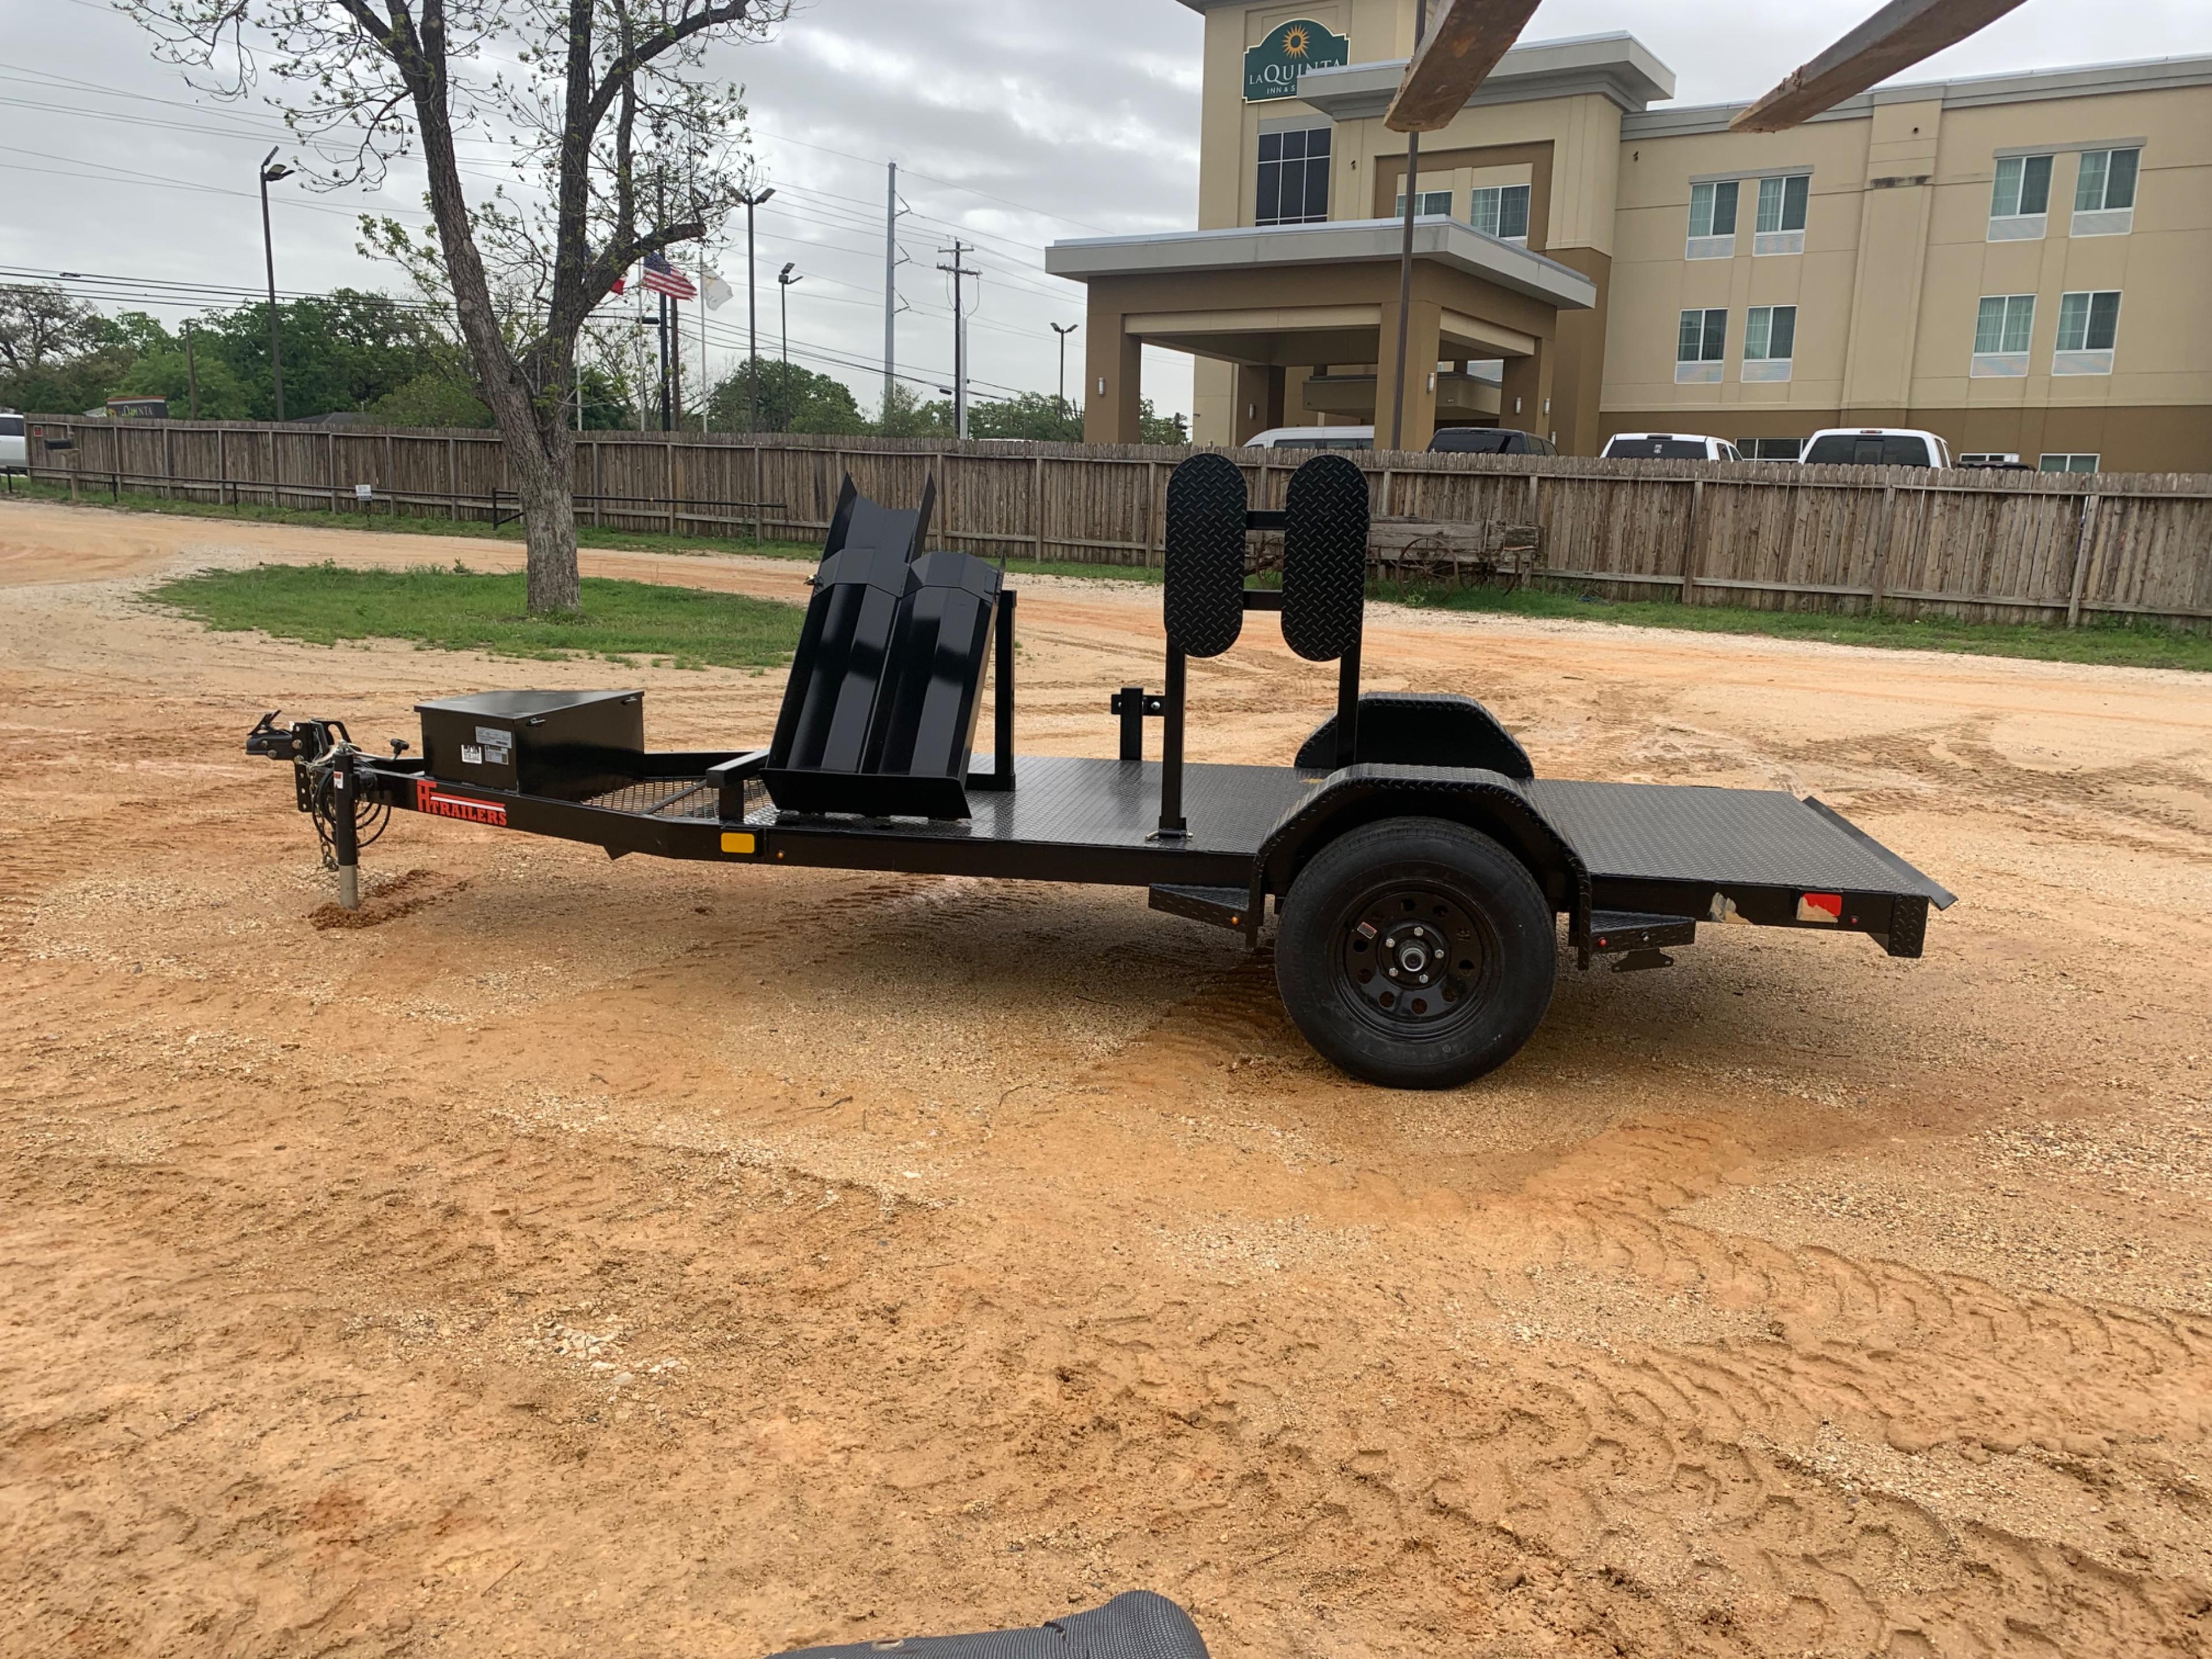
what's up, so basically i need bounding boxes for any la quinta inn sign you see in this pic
[1243,18,1350,101]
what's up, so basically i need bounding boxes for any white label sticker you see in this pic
[461,744,484,766]
[475,725,509,747]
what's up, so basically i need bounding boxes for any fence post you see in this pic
[593,439,604,530]
[2066,493,2101,628]
[1033,451,1046,566]
[752,442,764,546]
[1146,460,1161,568]
[329,430,340,513]
[162,425,173,502]
[1867,479,1898,613]
[1681,476,1703,603]
[447,436,459,522]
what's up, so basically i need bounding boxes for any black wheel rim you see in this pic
[1334,882,1502,1039]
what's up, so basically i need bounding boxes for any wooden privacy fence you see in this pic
[20,416,2212,630]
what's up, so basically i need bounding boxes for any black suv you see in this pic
[1429,427,1557,456]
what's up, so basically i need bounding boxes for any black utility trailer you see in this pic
[247,453,1953,1088]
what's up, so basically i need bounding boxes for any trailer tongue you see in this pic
[247,453,1953,1089]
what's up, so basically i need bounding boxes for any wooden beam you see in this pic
[1382,0,1545,134]
[1731,0,2031,132]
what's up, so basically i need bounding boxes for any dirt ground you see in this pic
[2,498,2209,1659]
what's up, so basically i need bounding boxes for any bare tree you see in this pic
[123,0,785,612]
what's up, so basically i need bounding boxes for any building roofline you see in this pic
[1621,51,2212,139]
[1044,217,1597,311]
[1296,32,1675,120]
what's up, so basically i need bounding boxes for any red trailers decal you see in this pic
[415,779,509,827]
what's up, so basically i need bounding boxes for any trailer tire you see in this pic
[1277,816,1555,1089]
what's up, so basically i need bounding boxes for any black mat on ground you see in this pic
[771,1591,1209,1659]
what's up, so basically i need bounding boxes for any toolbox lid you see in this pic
[415,689,641,722]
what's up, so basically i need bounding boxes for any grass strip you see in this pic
[147,561,802,671]
[1371,581,2212,673]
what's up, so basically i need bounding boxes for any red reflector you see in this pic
[1797,892,1843,923]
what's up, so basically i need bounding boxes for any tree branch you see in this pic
[578,0,755,144]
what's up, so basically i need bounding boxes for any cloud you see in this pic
[1,0,2205,422]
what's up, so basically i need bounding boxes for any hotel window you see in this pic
[1676,308,1726,382]
[1988,153,2052,240]
[1256,126,1331,226]
[2040,453,2101,473]
[1687,180,1737,259]
[1743,305,1796,381]
[1469,184,1531,243]
[1971,293,2035,376]
[1393,188,1454,217]
[2072,147,2138,236]
[2053,290,2120,375]
[1753,174,1809,255]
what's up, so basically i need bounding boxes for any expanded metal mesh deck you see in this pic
[582,778,724,820]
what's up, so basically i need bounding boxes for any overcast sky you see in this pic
[1,0,2205,422]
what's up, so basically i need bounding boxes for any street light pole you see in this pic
[777,263,802,433]
[1052,321,1079,425]
[258,147,294,422]
[737,185,776,433]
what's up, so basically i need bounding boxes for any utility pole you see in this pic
[937,240,978,440]
[777,263,802,434]
[257,147,294,422]
[1389,0,1430,453]
[184,320,199,421]
[656,293,671,431]
[1052,321,1080,425]
[737,185,776,433]
[883,162,901,426]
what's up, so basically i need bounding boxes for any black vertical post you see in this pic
[1334,641,1362,769]
[1118,685,1145,763]
[1157,646,1188,838]
[330,751,360,911]
[991,588,1017,791]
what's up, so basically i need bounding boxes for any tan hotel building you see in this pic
[1044,3,2212,469]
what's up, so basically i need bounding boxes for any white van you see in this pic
[1243,426,1374,452]
[1800,428,1954,468]
[1602,432,1743,461]
[0,411,26,474]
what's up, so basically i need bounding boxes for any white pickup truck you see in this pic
[0,411,26,474]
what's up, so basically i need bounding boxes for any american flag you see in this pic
[640,251,698,301]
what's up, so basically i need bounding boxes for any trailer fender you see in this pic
[1293,693,1535,781]
[1255,764,1591,955]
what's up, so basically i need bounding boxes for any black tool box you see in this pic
[415,689,644,801]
